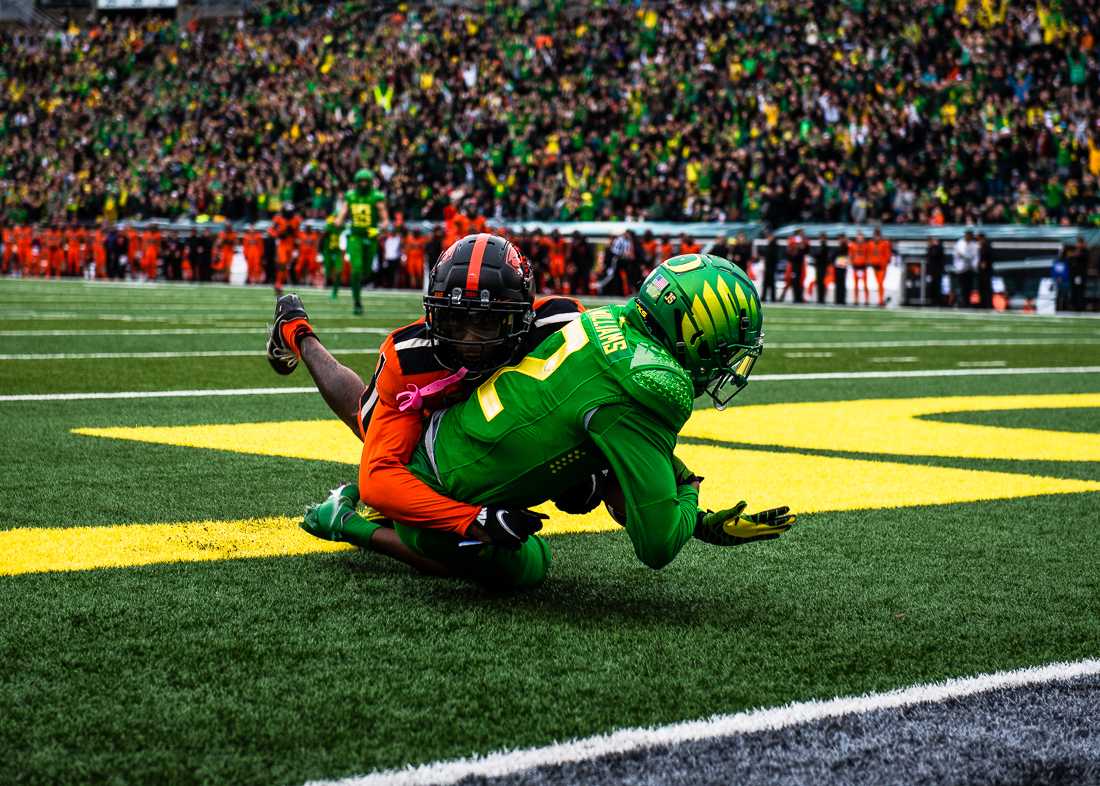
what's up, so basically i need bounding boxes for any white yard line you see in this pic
[770,338,1100,347]
[0,327,391,337]
[4,365,1100,402]
[0,386,318,402]
[1,334,1095,348]
[0,348,379,361]
[751,365,1100,381]
[305,658,1100,786]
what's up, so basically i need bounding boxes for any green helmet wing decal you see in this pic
[633,254,764,407]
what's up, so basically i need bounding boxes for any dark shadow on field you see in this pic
[322,533,776,629]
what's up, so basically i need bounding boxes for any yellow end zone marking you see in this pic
[18,392,1095,577]
[4,452,1097,577]
[676,445,1100,515]
[73,420,364,464]
[685,393,1100,462]
[0,516,353,577]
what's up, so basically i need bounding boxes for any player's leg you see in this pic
[346,234,364,314]
[266,293,365,436]
[394,522,551,590]
[301,484,547,587]
[355,238,378,315]
[322,250,338,298]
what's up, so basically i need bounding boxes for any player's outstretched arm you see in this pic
[266,293,365,437]
[587,404,699,570]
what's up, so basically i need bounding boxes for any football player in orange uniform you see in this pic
[269,203,301,297]
[266,233,587,570]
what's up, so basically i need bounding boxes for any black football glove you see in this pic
[475,506,548,550]
[551,472,604,515]
[267,293,316,375]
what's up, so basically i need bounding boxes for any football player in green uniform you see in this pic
[321,215,344,300]
[331,169,387,315]
[303,254,796,588]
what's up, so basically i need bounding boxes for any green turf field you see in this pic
[1,278,1099,785]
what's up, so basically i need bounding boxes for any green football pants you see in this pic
[394,523,551,590]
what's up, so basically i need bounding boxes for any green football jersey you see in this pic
[344,188,385,236]
[322,222,342,254]
[408,303,701,568]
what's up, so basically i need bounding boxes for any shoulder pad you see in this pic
[620,342,694,431]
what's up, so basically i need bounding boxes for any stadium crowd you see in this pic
[2,0,1100,229]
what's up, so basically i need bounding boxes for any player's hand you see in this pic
[476,506,548,550]
[694,502,796,546]
[551,472,603,514]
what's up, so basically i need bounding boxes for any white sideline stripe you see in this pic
[0,327,391,337]
[8,362,1100,400]
[5,365,1100,402]
[0,386,317,402]
[751,365,1100,381]
[0,348,379,361]
[769,337,1100,349]
[308,658,1100,786]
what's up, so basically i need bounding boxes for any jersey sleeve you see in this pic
[586,403,698,569]
[356,334,481,535]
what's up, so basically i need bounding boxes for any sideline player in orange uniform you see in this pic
[243,229,265,284]
[215,226,237,279]
[265,234,587,553]
[1,224,14,275]
[270,203,301,296]
[44,224,65,278]
[17,225,35,276]
[870,228,892,307]
[545,230,568,293]
[90,224,108,280]
[141,226,162,280]
[401,227,428,290]
[296,226,321,283]
[849,230,870,305]
[124,225,141,278]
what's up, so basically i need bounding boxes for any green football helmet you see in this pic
[354,169,374,193]
[633,254,764,408]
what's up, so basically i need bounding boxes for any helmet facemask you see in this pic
[425,289,533,376]
[423,233,536,377]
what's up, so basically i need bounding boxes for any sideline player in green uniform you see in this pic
[304,255,796,587]
[331,169,387,315]
[321,216,344,299]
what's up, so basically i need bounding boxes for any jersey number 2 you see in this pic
[477,319,589,421]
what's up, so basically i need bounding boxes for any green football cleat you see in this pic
[301,483,384,548]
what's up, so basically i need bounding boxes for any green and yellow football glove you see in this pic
[694,501,796,546]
